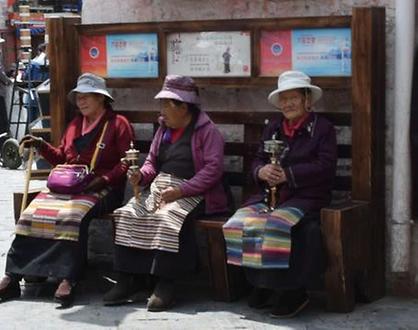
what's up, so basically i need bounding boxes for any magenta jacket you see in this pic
[139,111,228,214]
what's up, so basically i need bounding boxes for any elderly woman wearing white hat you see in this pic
[0,73,134,307]
[223,70,337,318]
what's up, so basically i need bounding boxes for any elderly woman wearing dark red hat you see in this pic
[104,75,228,311]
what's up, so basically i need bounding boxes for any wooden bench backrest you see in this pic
[118,110,352,204]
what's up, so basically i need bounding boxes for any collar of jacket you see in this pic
[278,112,317,138]
[74,106,115,136]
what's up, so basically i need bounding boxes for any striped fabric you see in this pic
[15,189,108,241]
[113,172,202,253]
[223,203,304,269]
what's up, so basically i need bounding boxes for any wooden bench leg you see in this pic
[321,202,371,312]
[206,225,233,301]
[321,208,355,312]
[323,241,355,312]
[199,220,246,302]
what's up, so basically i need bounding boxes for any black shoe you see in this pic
[247,287,273,309]
[0,277,21,303]
[103,273,144,306]
[270,288,309,318]
[147,279,175,312]
[54,280,76,308]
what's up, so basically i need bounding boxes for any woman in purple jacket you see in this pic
[223,71,337,318]
[104,75,228,311]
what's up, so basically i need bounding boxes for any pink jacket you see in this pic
[140,111,228,214]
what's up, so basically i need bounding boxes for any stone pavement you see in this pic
[0,166,417,330]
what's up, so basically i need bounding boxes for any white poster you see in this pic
[167,31,251,77]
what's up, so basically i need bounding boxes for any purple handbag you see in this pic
[47,164,94,194]
[46,121,109,194]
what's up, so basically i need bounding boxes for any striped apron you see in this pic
[223,203,304,269]
[113,172,202,253]
[15,189,109,241]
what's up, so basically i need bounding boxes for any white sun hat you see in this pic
[267,70,322,109]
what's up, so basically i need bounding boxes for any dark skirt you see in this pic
[5,188,123,281]
[245,213,326,291]
[114,202,205,279]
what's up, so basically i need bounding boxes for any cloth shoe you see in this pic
[247,287,273,309]
[103,272,144,306]
[270,288,309,318]
[54,279,76,308]
[0,276,21,303]
[147,279,175,312]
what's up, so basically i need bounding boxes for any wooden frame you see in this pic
[75,16,351,89]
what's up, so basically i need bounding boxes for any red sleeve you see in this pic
[39,120,79,165]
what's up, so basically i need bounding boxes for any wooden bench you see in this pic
[118,107,384,312]
[13,105,384,313]
[14,105,385,313]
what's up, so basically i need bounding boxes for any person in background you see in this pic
[104,75,228,312]
[223,70,337,318]
[0,73,134,307]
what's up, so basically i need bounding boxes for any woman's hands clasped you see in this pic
[258,164,287,187]
[128,168,183,205]
[160,187,183,204]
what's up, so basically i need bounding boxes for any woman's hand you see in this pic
[84,176,107,192]
[20,135,44,149]
[258,164,287,187]
[128,167,142,186]
[161,186,183,204]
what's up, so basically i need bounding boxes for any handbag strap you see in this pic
[89,120,109,171]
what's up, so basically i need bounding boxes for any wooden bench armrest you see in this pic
[13,189,43,223]
[320,200,371,312]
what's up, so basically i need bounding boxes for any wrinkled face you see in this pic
[160,99,188,128]
[75,93,105,120]
[277,89,311,122]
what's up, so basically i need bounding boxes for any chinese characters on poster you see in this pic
[260,28,351,77]
[79,28,351,79]
[80,33,159,78]
[166,31,251,77]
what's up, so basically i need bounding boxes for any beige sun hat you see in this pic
[67,72,114,104]
[267,70,322,109]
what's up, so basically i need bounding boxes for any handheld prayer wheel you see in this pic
[263,136,286,211]
[123,141,141,201]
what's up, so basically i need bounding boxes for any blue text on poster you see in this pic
[106,33,159,78]
[292,28,351,76]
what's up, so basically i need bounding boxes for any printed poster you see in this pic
[259,30,292,76]
[106,34,158,78]
[80,35,107,76]
[166,31,251,77]
[259,28,352,77]
[292,28,351,76]
[80,33,159,78]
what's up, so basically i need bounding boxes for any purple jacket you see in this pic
[247,112,337,213]
[139,111,228,214]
